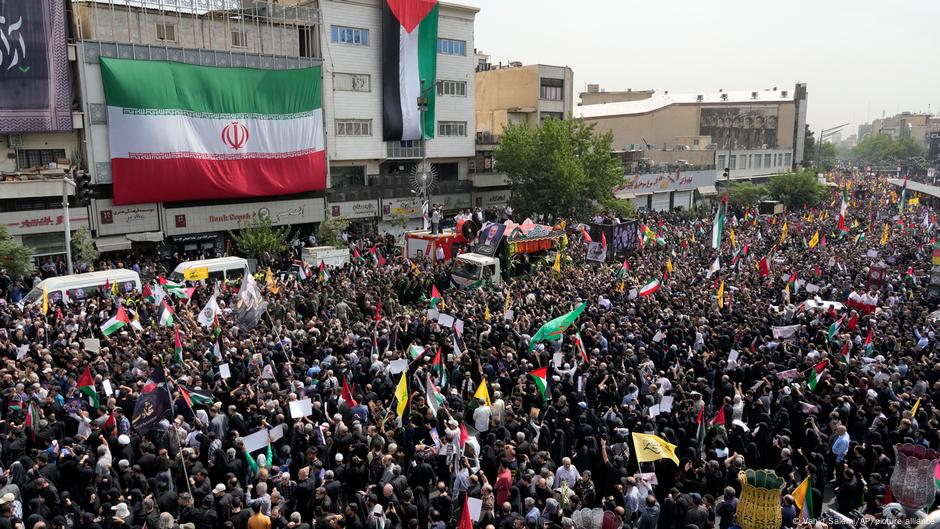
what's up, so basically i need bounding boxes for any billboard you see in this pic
[699,106,779,150]
[0,0,72,132]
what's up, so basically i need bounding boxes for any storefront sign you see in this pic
[614,169,716,194]
[473,190,511,209]
[329,199,379,220]
[93,199,160,236]
[382,197,424,220]
[1,208,89,236]
[164,198,325,235]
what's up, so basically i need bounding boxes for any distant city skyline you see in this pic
[463,0,940,137]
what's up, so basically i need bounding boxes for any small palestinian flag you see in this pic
[827,315,845,342]
[173,328,184,364]
[341,377,358,407]
[806,360,828,391]
[142,283,154,303]
[904,266,916,285]
[839,340,850,366]
[79,366,100,408]
[712,406,726,427]
[529,366,549,401]
[318,261,330,283]
[408,343,425,359]
[100,306,131,336]
[430,285,443,308]
[425,375,444,414]
[695,407,706,447]
[374,300,382,321]
[432,347,447,387]
[572,332,588,363]
[24,401,39,437]
[616,258,630,278]
[863,327,874,357]
[159,301,175,327]
[638,278,661,297]
[180,385,214,407]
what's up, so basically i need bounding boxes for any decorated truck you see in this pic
[450,219,565,288]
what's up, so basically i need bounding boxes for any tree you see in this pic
[0,225,35,278]
[602,198,635,218]
[495,118,623,220]
[852,134,925,163]
[728,181,766,209]
[817,142,838,170]
[229,213,290,263]
[802,125,816,166]
[317,213,350,248]
[766,170,826,209]
[71,226,99,270]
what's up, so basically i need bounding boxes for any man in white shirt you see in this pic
[473,398,491,432]
[554,457,580,487]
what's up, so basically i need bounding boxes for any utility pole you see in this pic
[62,176,74,275]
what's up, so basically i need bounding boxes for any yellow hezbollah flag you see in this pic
[184,267,209,281]
[911,397,921,416]
[808,231,819,249]
[631,432,679,465]
[780,222,788,244]
[504,288,511,312]
[395,370,409,417]
[41,285,49,315]
[729,228,736,248]
[881,223,889,245]
[909,196,920,207]
[474,379,492,407]
[666,258,673,274]
[484,305,490,321]
[717,280,725,309]
[265,267,279,294]
[553,252,561,273]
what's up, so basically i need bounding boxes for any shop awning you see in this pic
[614,190,636,200]
[95,235,132,252]
[126,231,164,243]
[697,185,718,196]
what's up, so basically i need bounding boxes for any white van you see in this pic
[24,270,142,305]
[170,257,250,283]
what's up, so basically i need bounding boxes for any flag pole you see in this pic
[166,376,194,498]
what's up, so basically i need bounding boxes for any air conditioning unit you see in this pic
[7,134,23,148]
[696,95,703,102]
[720,94,728,101]
[781,90,788,98]
[751,91,758,99]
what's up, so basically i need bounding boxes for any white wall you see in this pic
[425,7,476,161]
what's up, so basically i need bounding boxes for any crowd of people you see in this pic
[0,173,938,529]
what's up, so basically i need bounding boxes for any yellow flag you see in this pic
[395,370,409,417]
[780,222,788,244]
[41,285,49,315]
[112,280,119,296]
[617,280,625,293]
[666,259,673,274]
[690,232,696,243]
[553,252,561,273]
[184,267,209,281]
[717,280,725,309]
[504,288,511,312]
[909,197,920,206]
[474,379,492,407]
[808,231,819,249]
[484,305,490,321]
[881,223,889,245]
[265,267,279,294]
[808,211,814,222]
[792,476,811,511]
[631,432,679,465]
[729,228,736,248]
[911,398,921,416]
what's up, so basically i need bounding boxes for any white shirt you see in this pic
[555,465,580,487]
[473,405,491,432]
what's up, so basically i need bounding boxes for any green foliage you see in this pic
[852,134,924,163]
[495,119,624,220]
[602,197,635,218]
[229,213,290,262]
[71,226,99,268]
[317,213,350,248]
[0,225,35,278]
[817,142,838,169]
[767,170,826,209]
[728,182,766,209]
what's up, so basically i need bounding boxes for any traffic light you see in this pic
[722,168,730,180]
[74,170,92,206]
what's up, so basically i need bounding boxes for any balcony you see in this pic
[387,140,425,159]
[0,174,73,200]
[476,131,501,146]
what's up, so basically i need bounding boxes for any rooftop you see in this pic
[576,88,797,120]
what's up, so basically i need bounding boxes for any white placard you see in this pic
[467,497,483,522]
[219,363,231,379]
[438,314,455,328]
[427,309,440,321]
[805,283,821,293]
[727,349,739,366]
[652,330,666,343]
[83,338,101,353]
[453,319,464,335]
[503,310,514,321]
[16,344,28,360]
[776,368,799,380]
[660,396,674,412]
[268,424,286,443]
[102,380,114,397]
[241,429,270,453]
[648,404,661,417]
[552,353,563,368]
[389,359,409,374]
[289,398,313,419]
[628,288,638,300]
[866,250,878,258]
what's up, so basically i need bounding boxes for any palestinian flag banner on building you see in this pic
[100,57,326,205]
[382,0,439,141]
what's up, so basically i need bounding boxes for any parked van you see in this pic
[170,257,250,283]
[24,270,142,305]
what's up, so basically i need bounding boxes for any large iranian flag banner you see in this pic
[100,58,326,205]
[382,0,439,141]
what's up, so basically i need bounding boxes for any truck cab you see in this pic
[451,253,502,288]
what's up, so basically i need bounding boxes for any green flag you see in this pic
[528,303,587,351]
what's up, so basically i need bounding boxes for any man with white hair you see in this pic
[554,457,580,488]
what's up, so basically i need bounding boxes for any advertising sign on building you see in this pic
[329,199,379,220]
[382,197,424,220]
[1,208,89,237]
[473,190,511,209]
[164,198,325,236]
[0,0,73,132]
[614,169,716,194]
[433,193,472,212]
[93,199,160,236]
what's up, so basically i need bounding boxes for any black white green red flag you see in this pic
[382,0,439,141]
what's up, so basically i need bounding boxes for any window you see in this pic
[437,38,466,56]
[540,77,564,101]
[299,26,315,58]
[764,154,771,167]
[331,25,369,46]
[729,155,737,170]
[438,121,467,137]
[692,139,700,146]
[231,29,248,48]
[16,149,66,169]
[784,153,792,167]
[540,112,563,123]
[754,154,762,169]
[335,119,372,137]
[155,22,176,42]
[717,155,725,169]
[331,166,366,187]
[437,80,467,97]
[334,73,371,92]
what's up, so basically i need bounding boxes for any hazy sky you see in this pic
[463,0,940,138]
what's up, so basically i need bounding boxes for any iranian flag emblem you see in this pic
[383,0,439,141]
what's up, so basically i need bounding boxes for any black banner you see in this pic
[132,390,171,434]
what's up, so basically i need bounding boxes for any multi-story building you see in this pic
[0,0,480,260]
[862,112,937,151]
[577,84,809,211]
[471,57,574,211]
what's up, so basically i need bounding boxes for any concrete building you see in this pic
[861,112,938,151]
[1,0,481,257]
[577,84,808,211]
